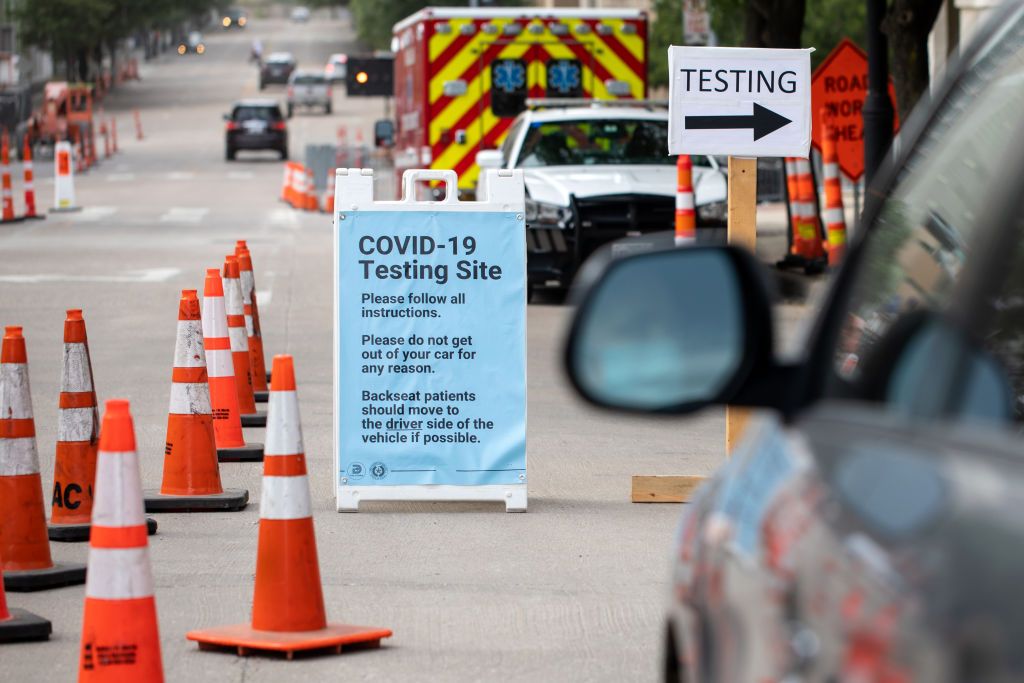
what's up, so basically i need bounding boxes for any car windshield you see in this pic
[294,74,325,84]
[233,106,281,121]
[516,119,672,167]
[188,32,202,44]
[267,54,292,63]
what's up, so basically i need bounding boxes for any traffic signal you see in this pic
[345,56,394,97]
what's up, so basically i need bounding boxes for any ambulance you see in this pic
[391,7,649,195]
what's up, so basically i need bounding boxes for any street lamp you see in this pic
[863,0,895,186]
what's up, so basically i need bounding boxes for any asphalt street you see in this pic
[0,10,812,681]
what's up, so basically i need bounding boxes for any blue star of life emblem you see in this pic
[493,60,526,93]
[548,60,580,93]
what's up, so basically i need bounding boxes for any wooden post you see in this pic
[726,156,757,453]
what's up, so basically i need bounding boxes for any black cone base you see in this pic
[48,518,160,542]
[254,391,269,403]
[217,442,264,462]
[4,562,87,592]
[0,608,52,642]
[143,488,249,513]
[240,408,267,428]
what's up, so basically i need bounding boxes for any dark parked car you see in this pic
[222,7,247,29]
[224,100,287,161]
[565,4,1024,681]
[259,52,296,89]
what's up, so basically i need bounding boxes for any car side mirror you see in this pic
[374,119,395,148]
[476,149,504,170]
[564,246,779,414]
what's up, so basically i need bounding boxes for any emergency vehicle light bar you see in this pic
[525,98,668,110]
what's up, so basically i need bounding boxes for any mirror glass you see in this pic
[570,249,745,410]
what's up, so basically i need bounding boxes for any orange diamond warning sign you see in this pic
[811,38,899,181]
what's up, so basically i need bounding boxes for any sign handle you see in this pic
[725,155,757,453]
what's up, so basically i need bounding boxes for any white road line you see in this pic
[256,289,272,306]
[69,206,118,222]
[106,173,136,182]
[0,268,181,284]
[159,207,208,224]
[227,171,254,180]
[167,172,195,181]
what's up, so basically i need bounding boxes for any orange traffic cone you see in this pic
[0,326,86,591]
[47,309,99,542]
[821,110,848,267]
[0,563,51,642]
[144,290,249,512]
[79,400,164,681]
[187,356,392,658]
[49,309,158,541]
[234,241,269,402]
[1,130,15,222]
[674,155,695,246]
[224,256,266,427]
[203,269,263,462]
[21,136,41,221]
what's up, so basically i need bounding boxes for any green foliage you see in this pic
[349,0,526,51]
[803,0,866,69]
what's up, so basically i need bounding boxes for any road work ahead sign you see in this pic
[333,168,527,512]
[668,46,812,158]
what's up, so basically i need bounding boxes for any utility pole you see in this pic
[863,0,894,186]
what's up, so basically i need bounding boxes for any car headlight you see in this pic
[525,198,572,228]
[238,17,246,26]
[177,44,186,55]
[197,44,205,54]
[697,200,727,225]
[222,17,231,27]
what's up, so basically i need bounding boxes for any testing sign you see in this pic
[668,46,812,158]
[334,169,527,512]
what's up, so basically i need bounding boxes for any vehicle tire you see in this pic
[287,104,293,118]
[325,102,332,115]
[278,147,287,161]
[225,147,236,161]
[663,622,686,683]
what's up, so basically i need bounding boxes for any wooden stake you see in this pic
[726,156,757,453]
[631,475,707,503]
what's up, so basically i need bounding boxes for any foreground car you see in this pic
[178,31,205,56]
[224,99,287,161]
[564,4,1024,681]
[478,103,727,298]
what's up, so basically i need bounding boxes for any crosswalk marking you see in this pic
[0,268,181,284]
[69,206,118,222]
[106,173,136,182]
[227,171,254,180]
[167,171,195,181]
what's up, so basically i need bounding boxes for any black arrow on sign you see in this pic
[684,103,792,141]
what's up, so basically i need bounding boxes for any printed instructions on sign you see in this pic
[338,211,526,486]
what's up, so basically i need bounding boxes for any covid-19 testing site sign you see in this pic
[333,168,527,512]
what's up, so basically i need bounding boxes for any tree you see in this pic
[349,0,526,51]
[883,0,944,120]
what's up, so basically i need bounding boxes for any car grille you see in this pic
[573,194,675,260]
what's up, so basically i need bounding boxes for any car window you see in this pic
[233,106,281,122]
[516,119,672,167]
[293,75,325,85]
[827,16,1024,421]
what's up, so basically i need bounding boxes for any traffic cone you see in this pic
[224,256,266,427]
[111,118,119,154]
[794,157,826,274]
[235,241,269,402]
[21,136,41,221]
[134,109,144,141]
[1,130,15,222]
[674,155,695,246]
[144,291,249,512]
[187,356,392,659]
[203,269,263,462]
[0,326,86,591]
[101,120,111,159]
[0,564,51,642]
[280,164,292,204]
[51,139,80,213]
[821,110,848,267]
[79,399,164,681]
[305,167,317,211]
[49,309,158,540]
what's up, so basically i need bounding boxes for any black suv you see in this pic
[224,100,287,161]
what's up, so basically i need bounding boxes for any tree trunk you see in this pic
[745,0,807,48]
[883,0,944,120]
